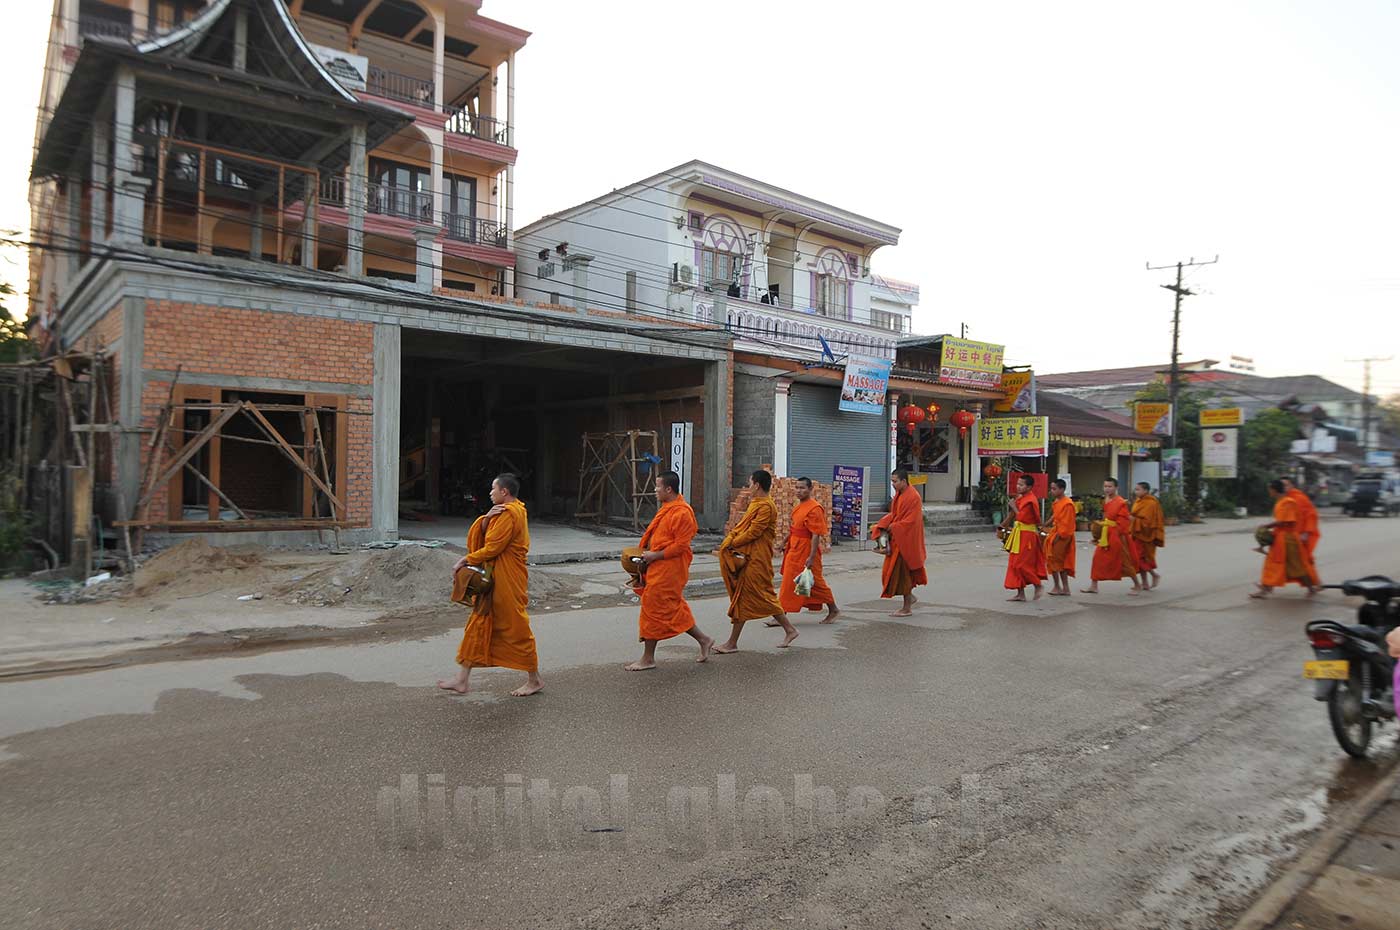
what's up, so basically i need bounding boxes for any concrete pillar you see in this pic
[117,295,145,513]
[109,66,142,246]
[1107,445,1118,485]
[412,225,436,292]
[372,323,402,539]
[702,356,731,530]
[535,403,555,510]
[431,11,445,111]
[249,203,264,260]
[1057,445,1070,485]
[90,116,109,245]
[300,175,318,269]
[571,255,592,308]
[503,52,515,253]
[346,123,367,276]
[773,379,790,477]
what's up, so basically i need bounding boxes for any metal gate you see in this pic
[788,383,890,507]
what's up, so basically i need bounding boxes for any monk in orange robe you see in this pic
[775,476,840,623]
[1082,478,1141,594]
[1282,477,1321,559]
[1001,475,1048,601]
[714,470,799,652]
[1043,478,1077,596]
[872,469,927,617]
[1252,479,1321,598]
[626,470,714,670]
[1129,482,1166,590]
[438,473,543,697]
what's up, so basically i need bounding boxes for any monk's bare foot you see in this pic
[624,661,656,671]
[713,643,739,654]
[436,678,470,694]
[1006,594,1026,602]
[1080,586,1098,594]
[1150,572,1161,589]
[1048,590,1069,596]
[820,607,840,624]
[780,629,799,648]
[1249,588,1270,600]
[890,608,913,617]
[510,680,544,697]
[696,635,713,663]
[1033,587,1044,601]
[910,594,920,606]
[763,619,782,628]
[1128,587,1141,597]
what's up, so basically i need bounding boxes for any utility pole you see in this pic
[1145,256,1218,449]
[1346,355,1392,457]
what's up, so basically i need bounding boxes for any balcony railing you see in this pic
[443,213,507,248]
[320,176,434,222]
[78,17,137,41]
[444,108,512,147]
[366,65,435,107]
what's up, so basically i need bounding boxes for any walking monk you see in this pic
[1043,478,1077,596]
[1281,477,1321,560]
[775,477,840,623]
[714,470,799,653]
[626,470,714,670]
[1251,479,1321,598]
[1000,474,1047,601]
[1081,478,1141,595]
[438,473,543,697]
[872,469,927,617]
[1129,482,1165,590]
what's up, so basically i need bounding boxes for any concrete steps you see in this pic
[864,502,995,537]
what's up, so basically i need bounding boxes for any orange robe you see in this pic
[1003,492,1048,588]
[719,496,785,622]
[455,499,538,672]
[1288,489,1321,558]
[1091,496,1138,582]
[637,495,698,641]
[1129,495,1166,572]
[780,499,836,612]
[873,486,928,598]
[1045,497,1077,576]
[1262,496,1320,588]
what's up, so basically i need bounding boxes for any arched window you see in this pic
[812,248,851,320]
[698,215,749,296]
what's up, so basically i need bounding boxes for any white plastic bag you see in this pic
[795,568,815,597]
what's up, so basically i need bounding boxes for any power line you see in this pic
[1145,255,1218,450]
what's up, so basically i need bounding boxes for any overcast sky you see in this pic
[5,1,1398,395]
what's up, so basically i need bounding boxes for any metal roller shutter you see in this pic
[788,383,890,508]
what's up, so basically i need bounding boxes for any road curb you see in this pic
[1227,755,1400,930]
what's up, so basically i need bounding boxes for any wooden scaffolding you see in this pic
[575,430,659,531]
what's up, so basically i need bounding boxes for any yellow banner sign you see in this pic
[938,338,1005,390]
[1201,407,1244,427]
[1134,402,1173,435]
[976,416,1049,457]
[994,371,1034,412]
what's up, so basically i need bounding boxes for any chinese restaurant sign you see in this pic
[1200,407,1244,427]
[938,338,1005,390]
[976,416,1049,457]
[1134,402,1173,435]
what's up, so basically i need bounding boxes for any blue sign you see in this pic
[832,465,866,539]
[838,355,892,415]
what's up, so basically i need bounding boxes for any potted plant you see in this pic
[1160,488,1186,527]
[1076,494,1103,533]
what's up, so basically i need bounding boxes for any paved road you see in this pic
[2,516,1397,929]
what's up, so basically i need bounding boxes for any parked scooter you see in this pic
[1303,576,1400,757]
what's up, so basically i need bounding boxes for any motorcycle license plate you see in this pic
[1303,660,1349,680]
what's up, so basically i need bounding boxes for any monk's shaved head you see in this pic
[797,477,813,490]
[751,470,773,493]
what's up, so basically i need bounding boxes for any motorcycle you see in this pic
[1303,576,1400,758]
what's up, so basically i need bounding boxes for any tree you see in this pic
[1377,394,1400,439]
[1233,409,1303,514]
[0,281,32,363]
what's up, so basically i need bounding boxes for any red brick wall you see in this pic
[136,302,377,526]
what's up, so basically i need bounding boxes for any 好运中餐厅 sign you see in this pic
[938,338,1005,390]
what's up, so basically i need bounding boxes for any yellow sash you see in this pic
[1003,522,1037,554]
[1097,519,1114,548]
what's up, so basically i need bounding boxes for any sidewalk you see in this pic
[1234,762,1400,930]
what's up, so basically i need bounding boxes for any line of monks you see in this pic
[435,468,1325,697]
[437,468,929,695]
[999,477,1166,602]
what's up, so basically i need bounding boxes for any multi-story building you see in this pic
[26,0,736,542]
[514,162,945,505]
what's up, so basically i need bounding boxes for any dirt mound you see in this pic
[132,539,269,598]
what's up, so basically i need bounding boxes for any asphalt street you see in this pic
[2,516,1398,930]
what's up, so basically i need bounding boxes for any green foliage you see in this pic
[976,458,1012,516]
[1077,493,1103,521]
[1160,487,1188,519]
[1227,408,1302,514]
[0,281,33,363]
[0,472,34,571]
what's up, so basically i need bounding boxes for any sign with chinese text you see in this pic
[1133,402,1173,436]
[832,465,869,541]
[1202,428,1239,478]
[994,370,1035,412]
[1200,407,1244,427]
[838,355,892,415]
[975,416,1049,457]
[938,338,1005,390]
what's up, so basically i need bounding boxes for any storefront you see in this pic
[787,382,892,509]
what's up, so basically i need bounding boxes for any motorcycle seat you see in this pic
[1344,624,1390,644]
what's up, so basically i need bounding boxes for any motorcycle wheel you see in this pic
[1327,680,1372,758]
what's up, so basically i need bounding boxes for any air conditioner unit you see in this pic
[672,263,694,285]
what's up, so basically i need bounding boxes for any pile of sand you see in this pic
[275,545,577,609]
[131,539,271,600]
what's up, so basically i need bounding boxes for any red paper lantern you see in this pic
[983,462,1003,479]
[926,401,941,422]
[898,404,927,436]
[950,409,977,430]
